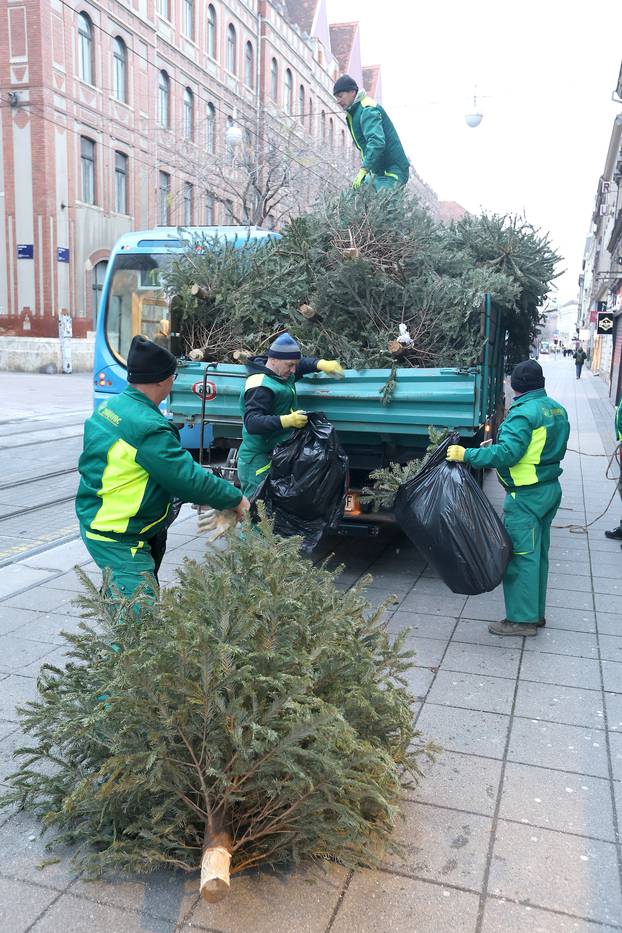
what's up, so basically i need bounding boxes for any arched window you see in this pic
[112,37,126,103]
[207,5,217,58]
[182,0,194,40]
[77,12,94,85]
[308,96,313,134]
[183,87,194,140]
[320,110,326,142]
[244,41,254,88]
[283,68,292,114]
[226,24,236,74]
[158,70,170,128]
[341,128,346,150]
[329,117,334,147]
[270,57,278,102]
[298,85,305,124]
[206,101,216,154]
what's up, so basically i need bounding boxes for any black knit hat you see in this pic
[511,359,545,394]
[127,335,177,384]
[333,74,358,95]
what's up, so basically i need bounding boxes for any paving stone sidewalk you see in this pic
[0,357,620,932]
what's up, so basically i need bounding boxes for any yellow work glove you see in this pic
[352,168,368,189]
[317,359,344,376]
[446,445,466,463]
[280,410,308,429]
[197,508,238,542]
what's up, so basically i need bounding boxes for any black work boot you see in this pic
[605,524,622,540]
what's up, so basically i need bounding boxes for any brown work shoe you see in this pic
[537,618,546,628]
[488,620,538,637]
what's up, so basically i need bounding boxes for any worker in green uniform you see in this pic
[446,359,570,636]
[604,396,622,542]
[76,336,248,602]
[237,333,343,498]
[333,75,410,191]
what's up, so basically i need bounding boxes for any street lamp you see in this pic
[225,110,243,148]
[465,92,483,128]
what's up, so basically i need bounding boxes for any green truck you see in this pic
[167,296,506,531]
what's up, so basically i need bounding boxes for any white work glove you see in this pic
[197,508,238,542]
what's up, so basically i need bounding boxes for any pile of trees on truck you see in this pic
[164,187,560,372]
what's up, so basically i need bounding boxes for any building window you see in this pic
[183,87,194,140]
[329,117,334,147]
[224,199,234,224]
[112,37,127,103]
[298,85,305,123]
[244,41,254,89]
[226,24,236,74]
[77,12,94,85]
[205,192,214,225]
[270,58,278,102]
[308,96,313,134]
[207,4,217,58]
[182,0,194,40]
[159,171,170,224]
[114,151,128,213]
[80,137,95,203]
[183,182,194,225]
[321,110,326,142]
[206,102,216,153]
[158,70,170,128]
[341,128,346,150]
[157,0,170,18]
[283,69,293,114]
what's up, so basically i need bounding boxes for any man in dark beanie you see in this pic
[237,333,344,496]
[76,336,248,602]
[446,359,570,636]
[333,74,410,191]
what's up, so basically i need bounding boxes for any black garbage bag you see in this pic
[253,413,348,552]
[394,435,512,595]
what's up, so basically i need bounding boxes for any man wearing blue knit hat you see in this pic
[237,334,344,496]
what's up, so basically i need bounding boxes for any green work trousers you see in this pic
[237,450,271,498]
[80,527,159,603]
[502,481,562,624]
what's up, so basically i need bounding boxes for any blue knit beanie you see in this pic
[267,332,301,360]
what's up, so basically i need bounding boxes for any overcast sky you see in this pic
[327,0,622,304]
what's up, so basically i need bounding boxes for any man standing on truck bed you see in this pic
[76,336,249,602]
[446,359,570,636]
[237,333,343,497]
[333,75,410,191]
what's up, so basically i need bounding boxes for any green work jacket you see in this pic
[76,386,242,543]
[464,388,570,491]
[238,356,318,461]
[346,92,410,182]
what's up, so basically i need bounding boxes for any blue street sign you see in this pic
[57,247,70,263]
[17,244,33,259]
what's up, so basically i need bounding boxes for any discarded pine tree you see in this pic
[2,514,434,900]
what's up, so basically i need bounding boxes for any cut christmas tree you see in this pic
[164,187,560,370]
[2,513,434,901]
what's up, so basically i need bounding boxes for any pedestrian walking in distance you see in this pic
[446,360,570,636]
[237,333,343,497]
[574,345,587,379]
[605,395,622,543]
[76,336,248,603]
[333,74,410,191]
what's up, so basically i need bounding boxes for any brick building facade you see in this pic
[0,0,383,338]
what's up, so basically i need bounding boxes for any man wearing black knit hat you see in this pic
[446,360,570,636]
[333,74,410,191]
[76,336,249,602]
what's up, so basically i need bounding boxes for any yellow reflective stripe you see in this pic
[130,540,146,558]
[91,438,149,534]
[508,426,547,487]
[140,502,170,534]
[245,373,265,392]
[256,461,271,476]
[361,96,377,107]
[384,171,399,179]
[85,530,116,542]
